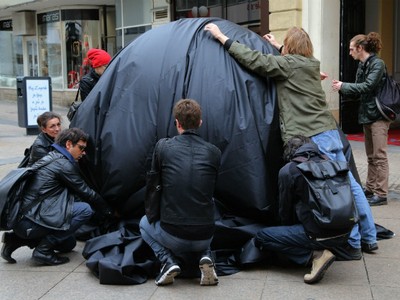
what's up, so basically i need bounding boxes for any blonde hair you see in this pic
[283,27,314,58]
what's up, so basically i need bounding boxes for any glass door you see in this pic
[25,36,38,76]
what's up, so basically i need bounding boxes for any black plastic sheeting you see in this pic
[72,18,359,284]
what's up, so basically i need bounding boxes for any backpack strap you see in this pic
[316,162,338,194]
[291,152,328,164]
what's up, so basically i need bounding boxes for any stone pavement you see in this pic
[0,99,399,300]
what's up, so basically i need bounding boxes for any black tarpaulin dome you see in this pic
[71,17,283,222]
[71,18,362,285]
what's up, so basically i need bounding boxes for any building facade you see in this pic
[0,0,399,130]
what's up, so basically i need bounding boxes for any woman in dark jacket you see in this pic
[332,32,390,207]
[79,48,111,101]
[27,111,62,167]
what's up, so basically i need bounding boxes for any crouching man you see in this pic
[255,135,353,284]
[2,128,112,265]
[140,99,221,286]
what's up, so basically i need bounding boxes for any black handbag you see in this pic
[144,139,166,224]
[67,88,82,122]
[18,146,32,168]
[375,67,400,121]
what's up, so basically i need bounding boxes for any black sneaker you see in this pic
[368,195,388,206]
[199,256,219,286]
[361,242,379,253]
[155,262,181,286]
[363,188,374,198]
[330,243,362,261]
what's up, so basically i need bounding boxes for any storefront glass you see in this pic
[37,11,63,89]
[37,9,100,90]
[62,9,100,89]
[115,0,152,49]
[0,19,22,88]
[174,0,260,31]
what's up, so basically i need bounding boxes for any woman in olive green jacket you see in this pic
[204,23,378,272]
[332,32,390,206]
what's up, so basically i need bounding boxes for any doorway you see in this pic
[25,36,38,77]
[340,0,398,133]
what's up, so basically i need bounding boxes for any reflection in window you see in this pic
[0,30,22,88]
[63,9,100,89]
[38,12,63,89]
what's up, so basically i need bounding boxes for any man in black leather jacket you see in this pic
[2,128,112,266]
[140,99,221,286]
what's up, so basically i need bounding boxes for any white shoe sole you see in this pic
[155,265,181,286]
[199,258,219,286]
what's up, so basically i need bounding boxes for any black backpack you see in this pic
[0,157,59,230]
[375,69,400,121]
[0,168,34,230]
[293,156,359,237]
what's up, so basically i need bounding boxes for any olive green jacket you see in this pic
[227,41,337,143]
[340,54,385,124]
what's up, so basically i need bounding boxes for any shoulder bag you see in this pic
[144,138,166,224]
[375,67,400,121]
[67,87,82,122]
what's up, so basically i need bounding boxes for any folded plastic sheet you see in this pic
[72,18,361,284]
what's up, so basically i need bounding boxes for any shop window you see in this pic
[0,20,22,88]
[62,9,100,89]
[37,10,63,89]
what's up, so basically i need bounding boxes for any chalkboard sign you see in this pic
[17,76,52,133]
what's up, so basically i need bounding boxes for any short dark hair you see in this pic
[55,128,89,147]
[283,135,311,162]
[37,111,61,128]
[173,99,202,130]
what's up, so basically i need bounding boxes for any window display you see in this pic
[63,9,100,89]
[37,10,63,89]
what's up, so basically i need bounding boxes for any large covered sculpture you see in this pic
[72,17,282,222]
[71,18,357,285]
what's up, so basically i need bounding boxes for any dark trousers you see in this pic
[255,224,347,266]
[14,202,93,248]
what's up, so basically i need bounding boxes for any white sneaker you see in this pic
[199,256,219,286]
[304,250,335,284]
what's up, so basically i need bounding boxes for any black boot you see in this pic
[32,240,70,266]
[1,231,37,264]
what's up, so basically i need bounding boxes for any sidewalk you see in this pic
[0,99,399,300]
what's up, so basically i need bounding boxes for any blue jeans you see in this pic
[255,224,346,265]
[311,130,377,248]
[139,216,212,263]
[14,202,93,247]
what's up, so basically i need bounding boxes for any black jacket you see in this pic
[21,148,106,231]
[80,69,100,101]
[340,54,386,124]
[157,130,221,240]
[27,132,54,167]
[278,143,348,239]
